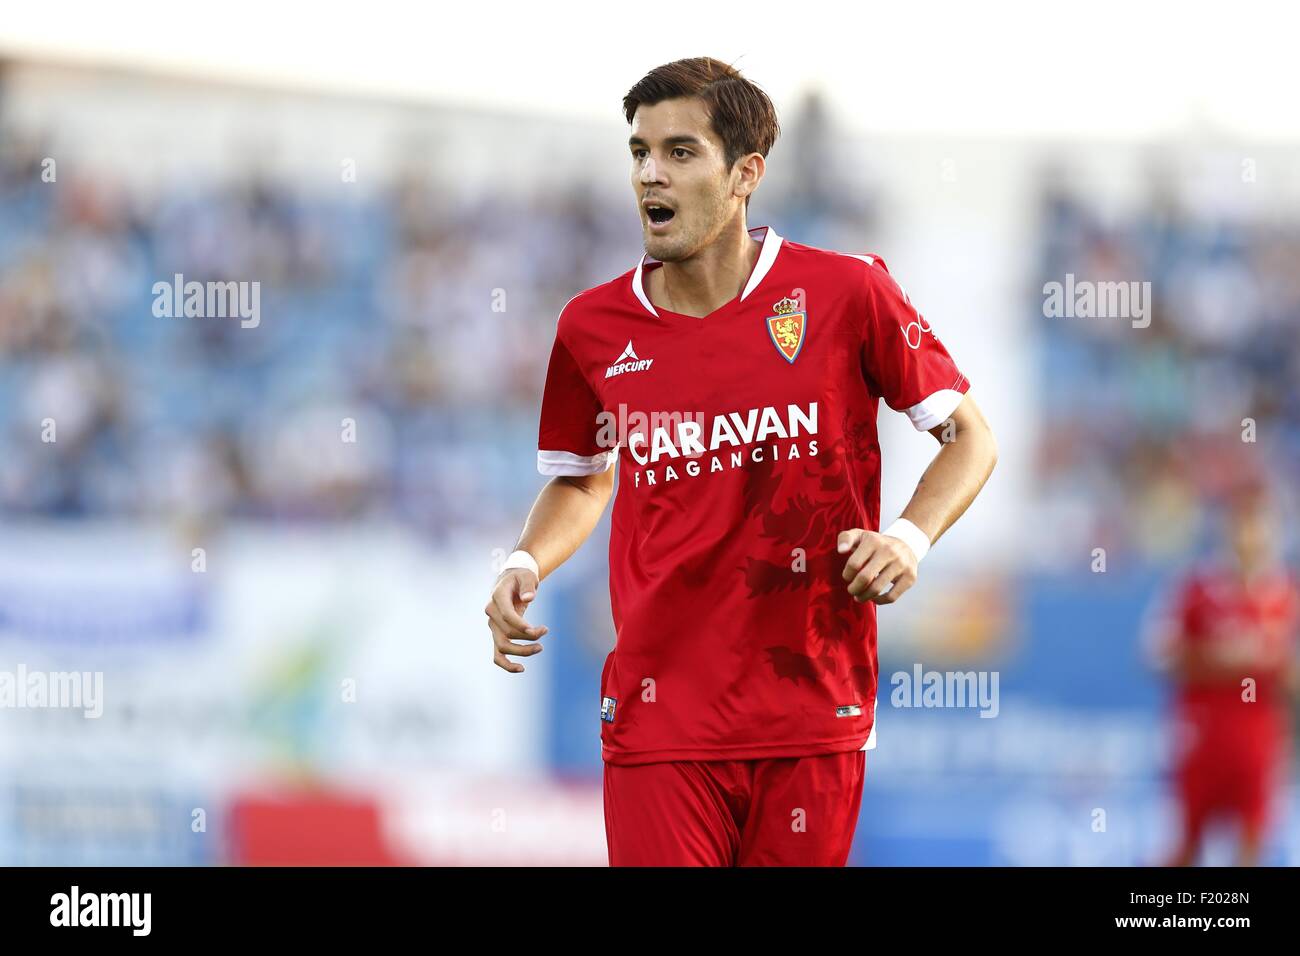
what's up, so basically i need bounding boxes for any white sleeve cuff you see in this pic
[537,448,617,476]
[903,388,966,431]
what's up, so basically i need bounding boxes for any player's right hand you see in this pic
[485,568,547,673]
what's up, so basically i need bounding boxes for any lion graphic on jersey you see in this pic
[738,414,878,700]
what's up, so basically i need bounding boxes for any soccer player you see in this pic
[1149,481,1299,866]
[483,57,998,866]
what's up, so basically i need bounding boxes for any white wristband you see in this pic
[501,549,539,578]
[881,518,930,563]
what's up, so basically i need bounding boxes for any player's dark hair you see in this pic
[623,57,780,204]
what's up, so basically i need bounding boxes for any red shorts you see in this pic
[603,750,866,866]
[1175,711,1286,837]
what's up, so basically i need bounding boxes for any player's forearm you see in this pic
[515,471,614,580]
[899,413,997,547]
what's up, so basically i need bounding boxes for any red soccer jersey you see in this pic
[537,225,971,765]
[1158,563,1299,717]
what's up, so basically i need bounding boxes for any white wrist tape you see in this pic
[881,518,931,563]
[502,549,539,578]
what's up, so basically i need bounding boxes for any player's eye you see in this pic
[632,149,648,160]
[671,147,690,159]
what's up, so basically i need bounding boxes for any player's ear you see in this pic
[733,152,765,201]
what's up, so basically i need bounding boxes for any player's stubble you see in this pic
[641,182,733,264]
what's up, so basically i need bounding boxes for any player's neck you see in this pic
[649,220,761,318]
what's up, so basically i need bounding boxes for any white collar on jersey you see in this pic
[631,224,783,318]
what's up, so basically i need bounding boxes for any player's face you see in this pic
[629,98,740,261]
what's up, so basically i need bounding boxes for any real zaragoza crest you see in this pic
[765,295,806,363]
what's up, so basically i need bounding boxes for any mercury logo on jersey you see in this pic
[606,340,654,378]
[626,401,819,489]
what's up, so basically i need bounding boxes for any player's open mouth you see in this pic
[646,204,675,229]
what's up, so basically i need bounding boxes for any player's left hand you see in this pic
[837,528,919,605]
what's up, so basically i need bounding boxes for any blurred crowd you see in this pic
[0,129,571,537]
[1033,168,1300,566]
[0,96,866,541]
[5,101,1297,567]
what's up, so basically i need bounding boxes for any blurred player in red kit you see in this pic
[1149,482,1300,866]
[483,57,997,866]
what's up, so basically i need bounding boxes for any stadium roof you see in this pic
[1,0,1297,141]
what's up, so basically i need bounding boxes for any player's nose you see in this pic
[639,156,661,184]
